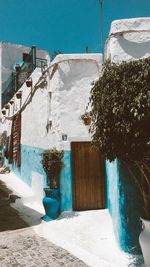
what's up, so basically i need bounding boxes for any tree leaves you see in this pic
[90,59,150,162]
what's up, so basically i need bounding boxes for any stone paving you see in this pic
[0,180,88,267]
[0,229,88,267]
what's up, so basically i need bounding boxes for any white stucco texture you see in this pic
[50,54,102,150]
[109,17,150,35]
[105,17,150,63]
[1,53,102,151]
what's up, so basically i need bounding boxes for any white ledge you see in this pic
[109,17,150,35]
[52,53,102,65]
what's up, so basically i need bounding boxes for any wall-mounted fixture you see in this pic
[48,120,52,128]
[46,120,52,133]
[49,91,52,99]
[62,134,68,141]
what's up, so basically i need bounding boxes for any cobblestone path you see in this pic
[0,180,88,267]
[0,229,88,267]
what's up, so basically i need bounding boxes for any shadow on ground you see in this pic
[57,211,80,220]
[0,180,42,232]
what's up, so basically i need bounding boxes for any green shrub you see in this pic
[41,148,64,189]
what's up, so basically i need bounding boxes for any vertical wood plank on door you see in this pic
[71,142,105,211]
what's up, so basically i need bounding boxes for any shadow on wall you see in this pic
[11,144,47,188]
[2,75,15,107]
[58,61,99,91]
[117,35,150,58]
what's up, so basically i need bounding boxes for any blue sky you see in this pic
[0,0,150,55]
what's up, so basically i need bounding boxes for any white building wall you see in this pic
[1,52,102,150]
[50,54,102,151]
[0,53,102,210]
[12,53,102,150]
[105,18,150,63]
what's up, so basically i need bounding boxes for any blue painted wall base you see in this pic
[106,160,142,254]
[6,144,73,213]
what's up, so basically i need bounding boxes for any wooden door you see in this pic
[71,142,105,211]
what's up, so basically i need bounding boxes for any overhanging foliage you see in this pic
[90,59,150,162]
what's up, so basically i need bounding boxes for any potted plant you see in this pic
[41,148,64,189]
[9,100,14,105]
[81,111,92,125]
[26,78,32,87]
[5,104,10,109]
[16,91,22,99]
[41,148,64,221]
[1,109,6,115]
[90,59,150,264]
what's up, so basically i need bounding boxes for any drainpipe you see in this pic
[46,70,52,133]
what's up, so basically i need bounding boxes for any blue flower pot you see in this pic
[42,188,60,222]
